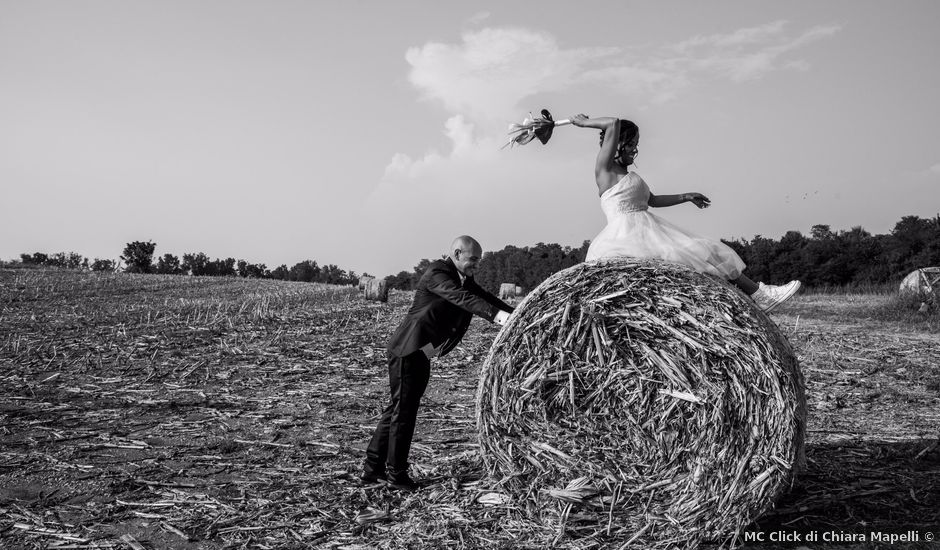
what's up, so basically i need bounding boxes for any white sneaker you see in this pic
[753,281,802,312]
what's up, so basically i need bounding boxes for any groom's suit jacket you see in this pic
[387,257,514,359]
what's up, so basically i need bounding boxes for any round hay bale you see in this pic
[476,258,805,548]
[358,275,375,291]
[363,278,388,302]
[899,267,940,298]
[499,282,518,301]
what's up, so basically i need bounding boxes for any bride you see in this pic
[570,113,800,312]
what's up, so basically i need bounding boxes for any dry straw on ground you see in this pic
[4,267,937,549]
[477,258,807,548]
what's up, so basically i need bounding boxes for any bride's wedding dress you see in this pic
[586,172,745,279]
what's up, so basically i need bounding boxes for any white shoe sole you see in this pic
[762,281,802,312]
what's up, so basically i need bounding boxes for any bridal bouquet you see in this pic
[503,109,571,149]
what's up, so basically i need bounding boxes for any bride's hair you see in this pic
[599,119,639,147]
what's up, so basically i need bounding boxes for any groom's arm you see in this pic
[425,266,500,321]
[465,279,514,314]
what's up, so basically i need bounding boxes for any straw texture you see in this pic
[476,257,806,548]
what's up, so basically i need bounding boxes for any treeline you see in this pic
[18,252,107,271]
[723,216,940,287]
[18,241,368,286]
[384,241,591,292]
[385,214,940,293]
[14,214,939,292]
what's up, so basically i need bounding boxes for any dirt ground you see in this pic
[1,268,938,549]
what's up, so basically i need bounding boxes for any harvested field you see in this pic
[1,268,939,549]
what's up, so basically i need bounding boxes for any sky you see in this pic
[2,1,939,277]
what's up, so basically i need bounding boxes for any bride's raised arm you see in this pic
[570,114,621,191]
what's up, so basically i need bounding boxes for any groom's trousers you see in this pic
[364,349,431,478]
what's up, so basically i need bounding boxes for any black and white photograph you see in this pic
[2,1,939,548]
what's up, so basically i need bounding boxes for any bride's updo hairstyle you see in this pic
[599,119,639,147]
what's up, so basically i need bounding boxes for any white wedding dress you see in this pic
[586,172,745,279]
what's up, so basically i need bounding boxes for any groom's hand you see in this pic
[495,310,510,326]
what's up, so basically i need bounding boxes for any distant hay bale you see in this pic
[899,267,940,299]
[476,258,805,548]
[499,283,519,301]
[363,278,388,302]
[358,275,375,291]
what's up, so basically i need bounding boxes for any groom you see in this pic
[362,235,514,490]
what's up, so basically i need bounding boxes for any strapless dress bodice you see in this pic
[600,172,650,221]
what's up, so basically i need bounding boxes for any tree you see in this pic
[319,264,349,284]
[577,240,591,262]
[803,225,840,285]
[90,258,117,272]
[885,215,933,275]
[155,254,182,275]
[269,264,289,280]
[472,242,586,294]
[20,252,49,265]
[182,252,211,276]
[206,257,237,277]
[409,258,434,288]
[739,235,777,283]
[839,227,882,284]
[43,252,88,269]
[768,231,808,282]
[122,241,156,273]
[385,271,413,290]
[20,251,86,268]
[237,260,268,278]
[917,215,940,268]
[810,224,834,241]
[288,260,320,282]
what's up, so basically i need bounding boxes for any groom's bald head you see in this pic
[449,235,483,276]
[451,235,481,254]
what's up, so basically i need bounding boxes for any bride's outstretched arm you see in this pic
[569,114,618,131]
[648,192,711,209]
[570,114,621,187]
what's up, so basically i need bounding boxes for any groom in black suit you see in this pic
[362,235,514,490]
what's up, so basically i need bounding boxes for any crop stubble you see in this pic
[1,269,938,549]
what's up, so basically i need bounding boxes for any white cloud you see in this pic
[404,21,841,121]
[405,27,616,123]
[676,22,842,82]
[395,20,842,158]
[676,20,790,51]
[382,115,500,183]
[466,11,491,26]
[580,64,689,105]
